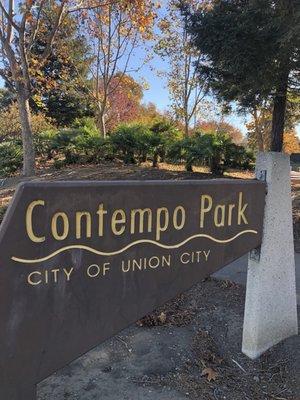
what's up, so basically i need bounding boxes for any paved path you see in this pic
[213,253,300,304]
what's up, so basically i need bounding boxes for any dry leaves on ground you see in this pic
[201,367,218,382]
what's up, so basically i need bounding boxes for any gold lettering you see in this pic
[228,204,235,226]
[132,258,143,271]
[173,206,186,230]
[52,269,60,283]
[76,212,92,239]
[103,263,110,276]
[200,195,212,228]
[238,192,248,225]
[45,270,49,284]
[148,256,160,269]
[26,200,45,243]
[180,252,190,264]
[214,205,226,227]
[51,212,69,241]
[97,204,107,236]
[111,210,126,235]
[156,207,169,240]
[130,208,152,234]
[63,268,74,281]
[87,264,101,278]
[204,250,211,261]
[162,255,171,267]
[27,271,42,286]
[122,260,130,273]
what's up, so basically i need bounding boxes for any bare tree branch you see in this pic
[0,0,19,32]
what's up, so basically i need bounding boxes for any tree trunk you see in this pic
[184,114,189,137]
[253,108,264,152]
[16,86,35,176]
[152,152,159,168]
[271,72,289,152]
[97,103,107,138]
[99,112,107,139]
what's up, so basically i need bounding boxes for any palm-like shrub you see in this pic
[75,134,112,163]
[0,139,23,176]
[149,120,182,167]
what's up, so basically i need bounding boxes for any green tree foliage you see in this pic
[0,88,14,109]
[0,140,23,176]
[28,13,93,126]
[185,0,300,151]
[155,0,207,136]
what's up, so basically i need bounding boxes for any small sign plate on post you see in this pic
[0,180,266,399]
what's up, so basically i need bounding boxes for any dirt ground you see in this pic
[0,162,299,399]
[0,161,253,220]
[38,278,299,400]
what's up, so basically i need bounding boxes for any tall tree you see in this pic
[156,0,207,136]
[283,130,300,154]
[247,99,300,151]
[82,0,156,137]
[196,120,244,144]
[186,0,300,151]
[32,13,93,126]
[0,0,112,176]
[105,74,143,132]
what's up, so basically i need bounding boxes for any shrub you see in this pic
[34,130,58,160]
[75,134,113,163]
[149,120,182,167]
[0,140,23,176]
[51,129,83,164]
[110,124,151,164]
[167,137,196,171]
[224,144,255,170]
[71,117,99,136]
[166,132,248,174]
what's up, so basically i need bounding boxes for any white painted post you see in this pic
[242,152,298,359]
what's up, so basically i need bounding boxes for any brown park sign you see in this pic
[0,180,266,399]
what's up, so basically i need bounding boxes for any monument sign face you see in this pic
[0,180,266,398]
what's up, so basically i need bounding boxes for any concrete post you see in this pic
[242,152,298,359]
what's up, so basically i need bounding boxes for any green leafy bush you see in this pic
[51,129,83,164]
[75,134,113,163]
[149,120,182,167]
[0,140,23,176]
[72,117,99,136]
[166,132,251,174]
[224,144,255,170]
[110,124,151,164]
[35,130,58,160]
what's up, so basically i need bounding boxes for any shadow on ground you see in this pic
[38,278,299,400]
